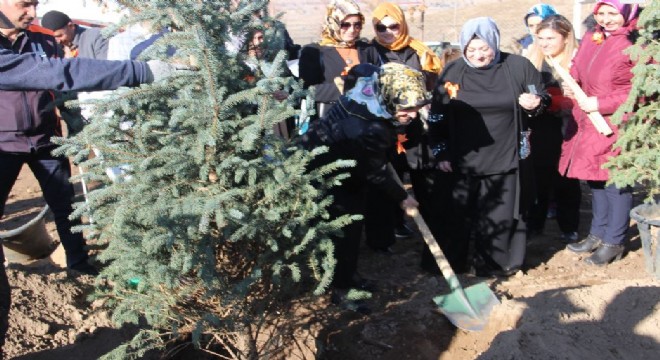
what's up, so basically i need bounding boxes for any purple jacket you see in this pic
[558,19,637,181]
[0,48,148,91]
[0,30,62,153]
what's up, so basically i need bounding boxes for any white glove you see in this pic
[145,60,193,83]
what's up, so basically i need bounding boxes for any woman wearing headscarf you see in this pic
[300,62,429,310]
[428,17,549,277]
[298,0,380,119]
[518,3,558,56]
[560,1,640,265]
[371,2,442,88]
[364,2,443,254]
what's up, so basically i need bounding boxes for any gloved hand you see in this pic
[145,60,193,83]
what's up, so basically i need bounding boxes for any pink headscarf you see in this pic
[593,1,639,25]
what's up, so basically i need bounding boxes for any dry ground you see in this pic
[1,165,658,360]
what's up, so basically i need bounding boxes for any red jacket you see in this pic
[558,20,637,181]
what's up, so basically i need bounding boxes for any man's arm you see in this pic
[0,48,149,91]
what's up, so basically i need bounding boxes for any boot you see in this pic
[567,234,602,253]
[584,243,624,266]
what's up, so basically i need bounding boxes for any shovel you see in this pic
[409,208,500,331]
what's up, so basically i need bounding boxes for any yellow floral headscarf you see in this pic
[372,3,443,73]
[379,62,431,114]
[319,0,364,48]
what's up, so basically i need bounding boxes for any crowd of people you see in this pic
[0,0,643,355]
[292,0,641,308]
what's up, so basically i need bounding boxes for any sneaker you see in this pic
[395,223,416,239]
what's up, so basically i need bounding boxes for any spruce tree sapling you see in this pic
[605,3,659,202]
[54,1,355,358]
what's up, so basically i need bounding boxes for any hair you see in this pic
[526,14,577,72]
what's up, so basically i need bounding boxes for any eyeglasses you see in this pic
[376,23,401,33]
[340,21,362,30]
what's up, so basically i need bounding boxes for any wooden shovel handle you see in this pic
[545,56,613,136]
[408,208,464,292]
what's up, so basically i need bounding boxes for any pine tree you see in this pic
[54,1,354,358]
[606,3,659,203]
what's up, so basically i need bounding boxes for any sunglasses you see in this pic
[340,21,362,30]
[376,23,401,33]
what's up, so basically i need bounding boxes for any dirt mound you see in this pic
[3,165,659,360]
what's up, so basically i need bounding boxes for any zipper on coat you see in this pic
[20,91,36,151]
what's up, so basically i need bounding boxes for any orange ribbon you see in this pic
[444,82,459,99]
[396,134,408,154]
[592,32,604,45]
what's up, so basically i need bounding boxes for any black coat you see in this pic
[298,41,380,104]
[428,52,551,214]
[300,96,408,203]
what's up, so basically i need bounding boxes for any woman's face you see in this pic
[595,4,625,32]
[339,15,362,43]
[375,16,401,45]
[536,28,566,57]
[464,38,495,68]
[526,15,542,35]
[395,107,421,125]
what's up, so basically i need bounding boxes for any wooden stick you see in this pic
[546,56,613,136]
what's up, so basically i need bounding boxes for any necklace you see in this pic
[336,47,358,66]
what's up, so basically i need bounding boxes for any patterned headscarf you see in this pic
[345,63,431,119]
[594,0,639,26]
[319,0,364,48]
[459,17,501,69]
[371,3,443,74]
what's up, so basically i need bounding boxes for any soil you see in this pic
[1,165,659,360]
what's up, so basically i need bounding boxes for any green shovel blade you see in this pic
[433,282,500,332]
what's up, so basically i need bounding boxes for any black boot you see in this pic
[584,243,624,266]
[567,234,602,253]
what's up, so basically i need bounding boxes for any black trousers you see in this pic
[443,171,527,273]
[364,187,397,251]
[528,122,581,234]
[328,180,367,289]
[364,154,408,251]
[0,151,88,268]
[555,174,581,234]
[414,170,456,273]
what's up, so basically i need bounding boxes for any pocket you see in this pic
[0,92,27,132]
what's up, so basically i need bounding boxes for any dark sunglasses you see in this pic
[376,23,400,33]
[340,21,362,30]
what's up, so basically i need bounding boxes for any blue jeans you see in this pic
[0,151,88,268]
[588,181,632,245]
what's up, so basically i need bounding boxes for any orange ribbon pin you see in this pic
[396,134,408,154]
[444,82,460,99]
[592,32,604,45]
